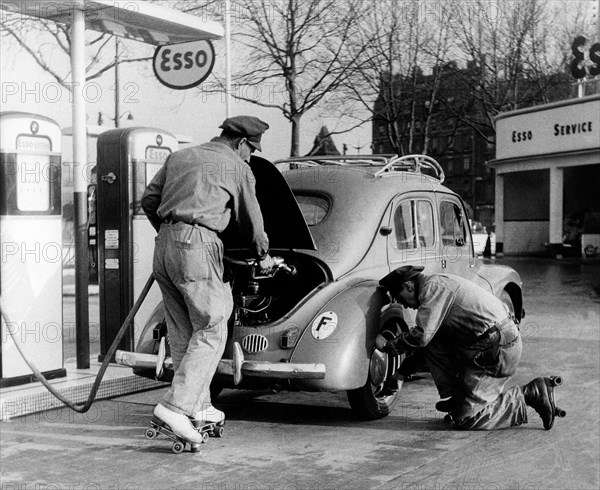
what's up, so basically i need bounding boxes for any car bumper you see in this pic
[115,346,326,382]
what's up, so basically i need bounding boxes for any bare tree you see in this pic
[218,0,364,156]
[444,0,592,141]
[0,13,151,90]
[341,0,454,155]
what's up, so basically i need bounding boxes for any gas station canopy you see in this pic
[1,0,224,44]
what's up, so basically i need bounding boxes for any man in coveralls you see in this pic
[142,116,275,444]
[377,266,563,430]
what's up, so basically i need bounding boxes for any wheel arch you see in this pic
[503,282,523,322]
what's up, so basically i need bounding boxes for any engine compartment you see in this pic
[226,251,331,327]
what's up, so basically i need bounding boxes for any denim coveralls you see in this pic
[405,274,528,429]
[142,138,268,416]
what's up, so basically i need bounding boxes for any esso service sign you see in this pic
[153,40,215,90]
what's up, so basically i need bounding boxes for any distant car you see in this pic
[470,220,490,255]
[116,154,523,420]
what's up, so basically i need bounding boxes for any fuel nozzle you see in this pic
[273,257,296,276]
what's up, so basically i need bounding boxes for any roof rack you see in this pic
[373,154,445,183]
[275,154,445,183]
[274,154,397,166]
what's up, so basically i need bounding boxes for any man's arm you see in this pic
[385,280,456,355]
[141,162,167,232]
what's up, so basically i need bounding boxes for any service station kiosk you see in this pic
[0,112,65,387]
[96,127,178,358]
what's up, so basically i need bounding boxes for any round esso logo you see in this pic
[311,311,338,340]
[153,40,215,90]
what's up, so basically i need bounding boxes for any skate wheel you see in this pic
[201,432,209,443]
[444,414,453,423]
[145,428,158,440]
[172,441,185,454]
[549,376,563,386]
[555,407,566,418]
[214,426,224,438]
[190,444,201,453]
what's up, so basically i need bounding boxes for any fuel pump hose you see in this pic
[0,274,155,413]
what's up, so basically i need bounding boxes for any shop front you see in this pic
[491,95,600,257]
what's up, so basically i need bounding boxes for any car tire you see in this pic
[347,311,407,420]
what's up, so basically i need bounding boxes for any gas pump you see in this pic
[96,128,178,359]
[0,112,65,387]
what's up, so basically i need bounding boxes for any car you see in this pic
[470,220,490,256]
[116,154,524,420]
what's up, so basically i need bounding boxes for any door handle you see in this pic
[379,226,393,236]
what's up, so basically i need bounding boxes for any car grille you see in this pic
[241,334,268,354]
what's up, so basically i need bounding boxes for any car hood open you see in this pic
[220,155,316,251]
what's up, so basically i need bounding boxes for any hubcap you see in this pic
[369,349,387,386]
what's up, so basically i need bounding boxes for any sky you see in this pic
[0,3,372,163]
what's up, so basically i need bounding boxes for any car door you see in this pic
[386,193,443,275]
[437,193,476,278]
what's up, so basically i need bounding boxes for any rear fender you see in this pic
[290,281,390,391]
[135,302,165,354]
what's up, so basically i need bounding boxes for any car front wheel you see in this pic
[347,315,407,420]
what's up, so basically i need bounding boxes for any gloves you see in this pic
[375,333,411,356]
[257,254,276,275]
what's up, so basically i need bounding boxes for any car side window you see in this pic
[392,199,436,250]
[393,200,416,250]
[416,200,435,247]
[440,201,466,246]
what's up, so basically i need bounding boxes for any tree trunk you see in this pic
[290,115,301,157]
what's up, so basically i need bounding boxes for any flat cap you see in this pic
[379,265,424,291]
[219,115,269,151]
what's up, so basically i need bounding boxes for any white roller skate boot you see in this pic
[152,404,205,445]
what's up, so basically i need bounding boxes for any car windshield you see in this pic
[294,193,329,225]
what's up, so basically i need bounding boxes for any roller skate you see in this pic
[191,405,226,439]
[522,375,566,430]
[145,404,207,454]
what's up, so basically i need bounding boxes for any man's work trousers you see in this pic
[153,222,233,416]
[424,321,529,430]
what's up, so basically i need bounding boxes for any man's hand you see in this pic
[258,254,276,275]
[375,333,409,356]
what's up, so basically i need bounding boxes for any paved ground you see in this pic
[1,257,599,490]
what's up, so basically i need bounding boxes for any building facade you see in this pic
[491,94,600,256]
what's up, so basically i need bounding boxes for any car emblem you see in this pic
[156,134,163,146]
[30,120,39,134]
[311,311,338,340]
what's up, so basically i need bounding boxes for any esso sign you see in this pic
[153,40,215,90]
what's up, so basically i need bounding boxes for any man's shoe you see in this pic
[522,376,565,430]
[153,404,205,444]
[193,405,225,424]
[435,398,453,413]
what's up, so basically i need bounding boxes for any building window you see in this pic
[463,156,471,171]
